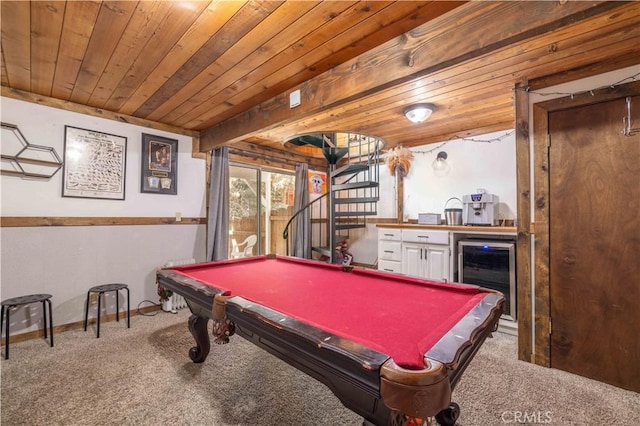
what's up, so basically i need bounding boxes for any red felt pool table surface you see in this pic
[171,255,487,369]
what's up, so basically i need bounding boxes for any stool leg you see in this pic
[96,292,102,338]
[126,287,130,329]
[84,291,91,331]
[115,290,120,322]
[5,307,10,360]
[41,300,48,340]
[1,305,4,346]
[47,299,54,347]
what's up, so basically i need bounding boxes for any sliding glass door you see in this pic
[229,165,259,258]
[229,164,295,258]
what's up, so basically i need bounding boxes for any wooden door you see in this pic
[548,95,640,392]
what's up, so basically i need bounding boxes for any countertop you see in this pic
[376,223,517,234]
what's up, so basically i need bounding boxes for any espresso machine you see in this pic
[462,192,499,226]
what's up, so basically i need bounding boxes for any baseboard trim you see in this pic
[1,304,161,345]
[498,318,518,336]
[351,261,377,270]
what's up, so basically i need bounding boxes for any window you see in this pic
[229,164,295,258]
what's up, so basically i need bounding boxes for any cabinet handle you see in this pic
[384,233,394,237]
[384,250,394,253]
[383,269,393,272]
[420,248,423,260]
[418,235,429,239]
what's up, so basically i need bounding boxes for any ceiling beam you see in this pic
[229,141,327,170]
[200,0,623,152]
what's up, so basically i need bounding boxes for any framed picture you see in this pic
[308,171,327,194]
[62,126,127,200]
[141,133,178,195]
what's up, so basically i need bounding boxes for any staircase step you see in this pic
[323,147,348,165]
[331,164,369,178]
[287,134,326,148]
[334,196,379,204]
[332,181,379,191]
[335,223,367,230]
[334,211,378,217]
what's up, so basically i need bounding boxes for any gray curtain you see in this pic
[292,163,311,258]
[207,147,229,261]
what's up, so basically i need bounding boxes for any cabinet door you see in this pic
[402,243,425,278]
[424,245,450,281]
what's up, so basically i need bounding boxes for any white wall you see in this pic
[1,97,206,217]
[404,130,516,222]
[0,97,208,333]
[0,225,206,327]
[376,163,398,218]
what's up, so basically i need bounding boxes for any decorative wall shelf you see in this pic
[1,123,63,179]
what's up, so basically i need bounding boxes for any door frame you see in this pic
[228,162,297,258]
[523,79,640,367]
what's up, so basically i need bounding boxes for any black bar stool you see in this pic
[1,294,54,360]
[83,284,130,338]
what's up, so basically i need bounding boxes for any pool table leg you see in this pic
[435,402,460,426]
[377,408,459,426]
[187,314,210,363]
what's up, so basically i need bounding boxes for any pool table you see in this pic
[156,255,504,426]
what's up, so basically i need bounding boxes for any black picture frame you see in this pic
[62,126,127,200]
[141,133,178,195]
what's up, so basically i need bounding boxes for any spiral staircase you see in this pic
[283,132,384,264]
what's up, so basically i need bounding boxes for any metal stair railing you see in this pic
[327,134,381,263]
[283,132,383,263]
[282,192,328,256]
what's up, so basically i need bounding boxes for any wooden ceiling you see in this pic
[1,1,639,156]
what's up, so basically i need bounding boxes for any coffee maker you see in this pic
[462,192,498,226]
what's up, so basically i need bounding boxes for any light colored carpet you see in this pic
[1,309,638,426]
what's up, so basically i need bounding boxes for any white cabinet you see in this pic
[378,228,402,273]
[378,259,402,274]
[378,228,450,281]
[401,241,450,281]
[379,241,402,261]
[401,242,425,277]
[402,229,449,245]
[423,244,450,281]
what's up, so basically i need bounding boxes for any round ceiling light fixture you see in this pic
[403,103,436,123]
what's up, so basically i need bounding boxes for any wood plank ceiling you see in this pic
[1,1,639,157]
